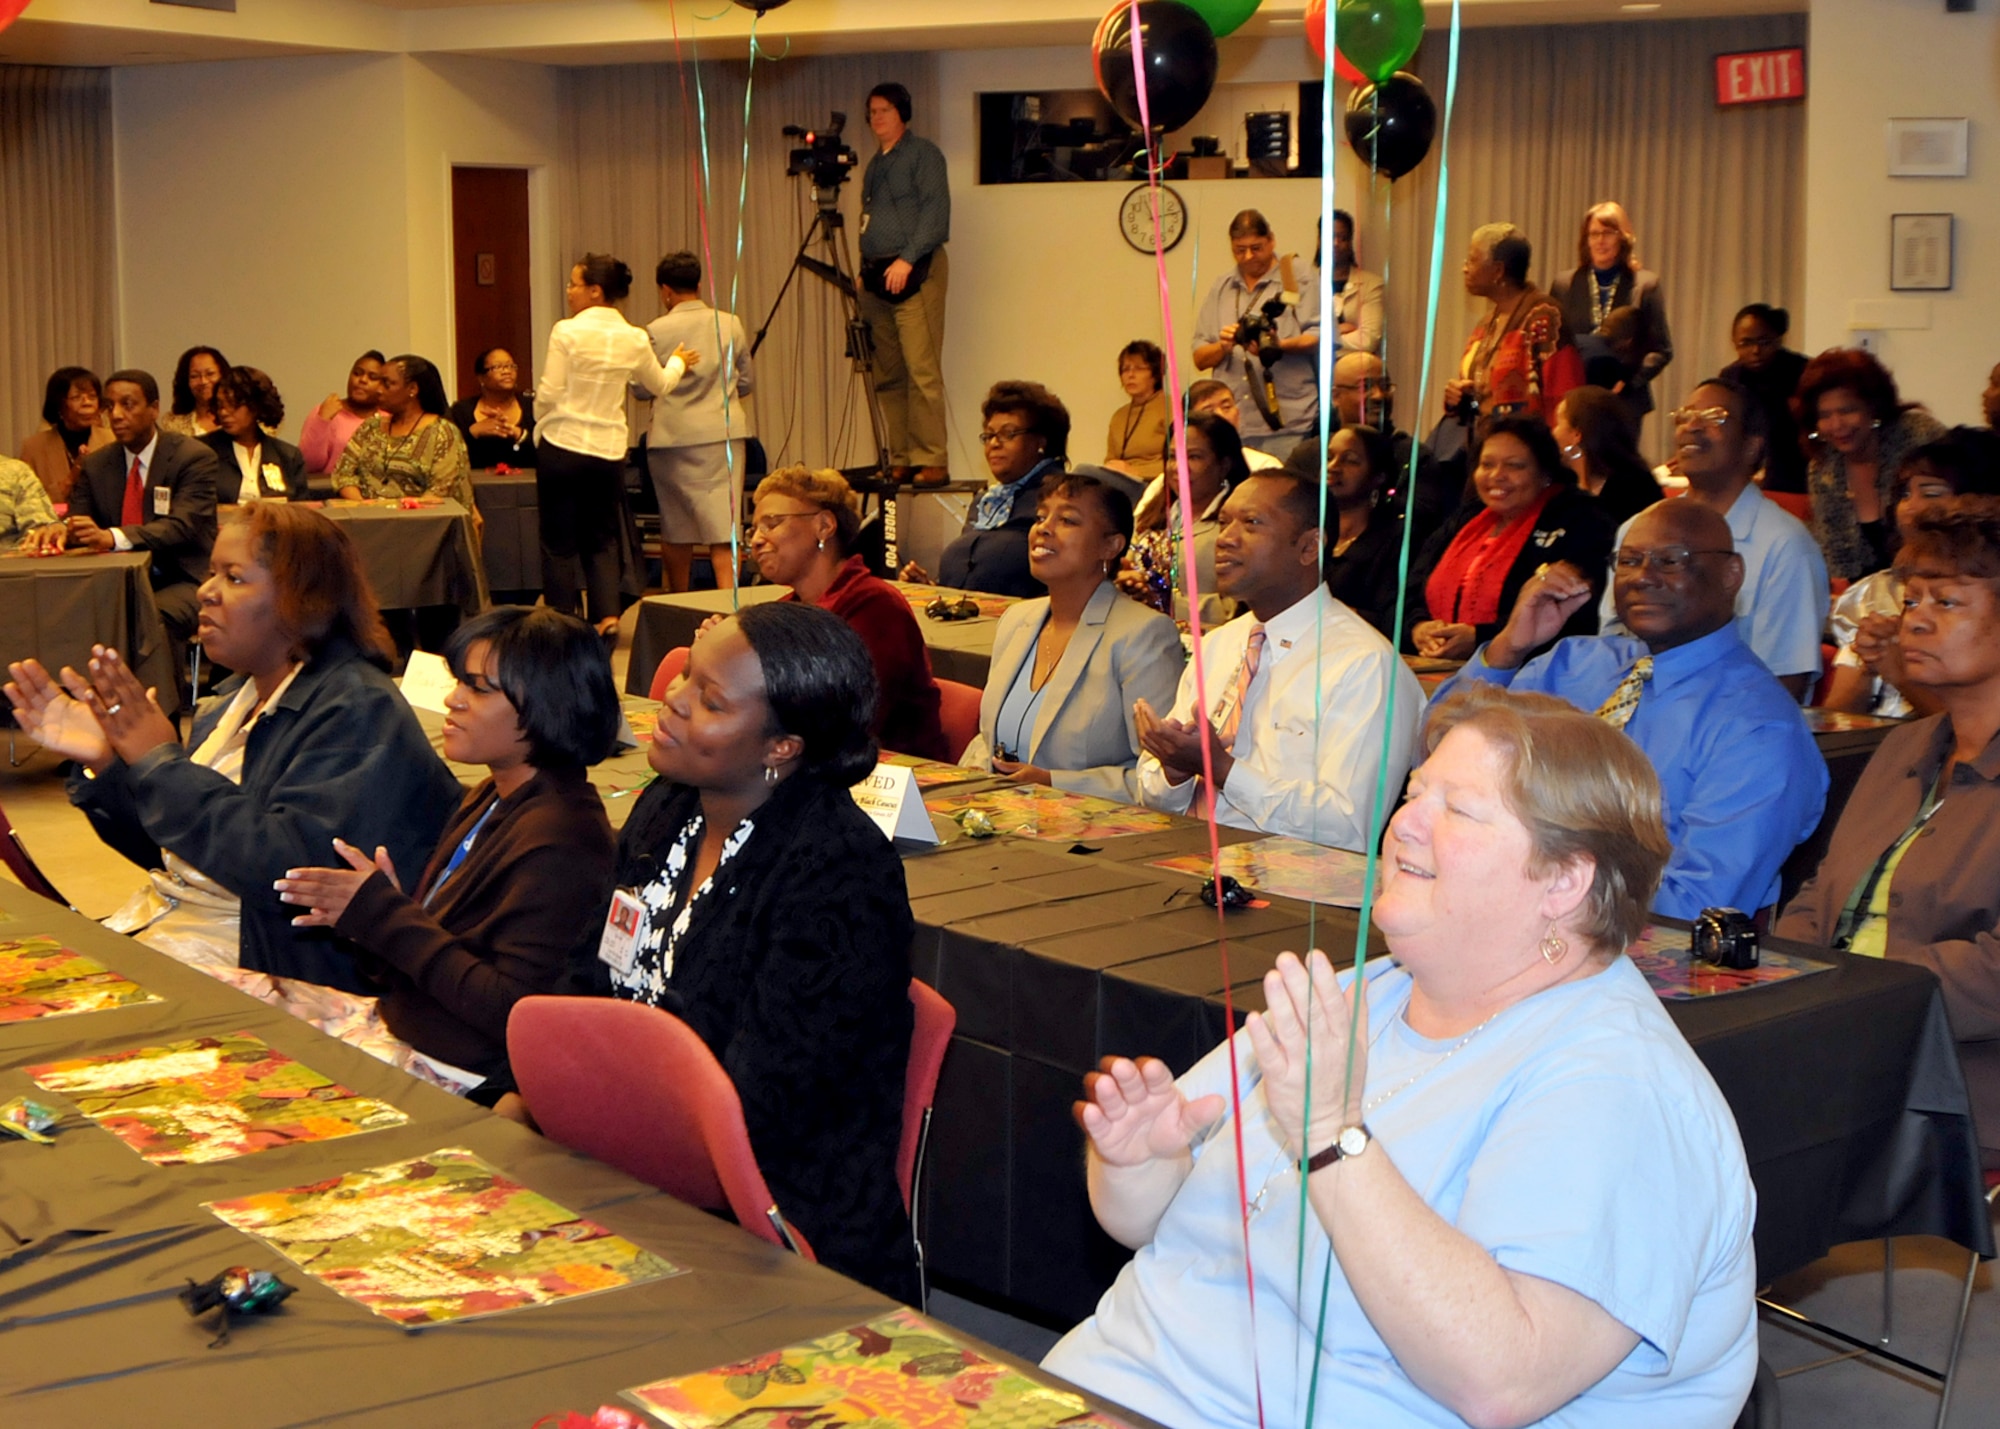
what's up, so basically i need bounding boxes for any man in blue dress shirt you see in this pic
[1437,499,1827,918]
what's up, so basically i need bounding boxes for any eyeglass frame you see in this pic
[1612,545,1736,576]
[977,425,1035,447]
[1669,406,1732,431]
[750,509,824,537]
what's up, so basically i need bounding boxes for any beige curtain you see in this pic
[1359,14,1807,461]
[0,65,116,460]
[559,53,938,471]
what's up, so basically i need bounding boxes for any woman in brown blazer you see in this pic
[18,366,113,503]
[275,605,621,1102]
[1777,497,2000,1168]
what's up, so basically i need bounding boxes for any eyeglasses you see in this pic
[1670,406,1731,431]
[751,510,818,536]
[1333,380,1395,394]
[978,426,1031,446]
[1613,546,1733,576]
[483,362,518,373]
[1734,335,1780,351]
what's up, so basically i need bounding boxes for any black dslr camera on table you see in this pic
[1692,907,1759,970]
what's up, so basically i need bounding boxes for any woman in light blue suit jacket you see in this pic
[961,473,1184,802]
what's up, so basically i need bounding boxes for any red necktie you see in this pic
[120,455,144,526]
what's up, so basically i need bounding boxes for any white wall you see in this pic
[112,52,558,440]
[934,38,1376,479]
[1802,0,2000,425]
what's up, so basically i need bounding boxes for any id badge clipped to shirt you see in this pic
[597,888,647,976]
[153,485,172,517]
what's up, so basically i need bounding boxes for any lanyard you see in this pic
[1834,765,1948,947]
[424,798,499,908]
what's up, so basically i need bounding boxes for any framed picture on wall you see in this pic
[1886,118,1969,177]
[1890,213,1954,291]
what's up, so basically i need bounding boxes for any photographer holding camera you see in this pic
[859,81,951,487]
[1191,210,1322,457]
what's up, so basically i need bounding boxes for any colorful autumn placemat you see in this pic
[0,937,161,1022]
[624,1306,1114,1428]
[1628,925,1833,1000]
[925,785,1176,842]
[1149,835,1372,908]
[884,751,988,790]
[204,1147,683,1326]
[27,1031,407,1164]
[1800,707,1902,734]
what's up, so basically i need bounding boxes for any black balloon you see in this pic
[1343,71,1436,180]
[1094,1,1220,136]
[732,0,791,11]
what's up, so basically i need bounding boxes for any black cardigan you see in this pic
[69,636,464,992]
[1406,484,1613,655]
[937,461,1054,598]
[595,772,918,1302]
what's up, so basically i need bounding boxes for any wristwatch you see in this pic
[1303,1124,1371,1174]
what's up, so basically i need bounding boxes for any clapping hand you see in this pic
[70,646,179,766]
[1134,696,1226,787]
[275,839,401,929]
[4,658,113,769]
[1075,1055,1225,1169]
[1245,949,1366,1162]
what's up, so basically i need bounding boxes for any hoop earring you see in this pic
[1539,924,1568,966]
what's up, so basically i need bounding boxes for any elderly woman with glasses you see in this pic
[449,347,536,470]
[1049,682,1757,1429]
[898,380,1068,598]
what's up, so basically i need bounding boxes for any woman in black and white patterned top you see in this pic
[582,600,918,1302]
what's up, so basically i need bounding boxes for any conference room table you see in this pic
[0,882,1153,1428]
[310,497,489,616]
[0,548,180,718]
[306,468,537,601]
[628,584,1014,697]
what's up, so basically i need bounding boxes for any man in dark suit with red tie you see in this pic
[25,369,219,674]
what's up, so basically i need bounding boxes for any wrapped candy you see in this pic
[0,1096,59,1144]
[954,808,996,839]
[180,1266,296,1346]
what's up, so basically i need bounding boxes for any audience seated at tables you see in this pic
[570,602,917,1301]
[1103,340,1170,482]
[158,345,229,439]
[333,353,473,505]
[274,606,619,1106]
[24,369,220,666]
[900,379,1067,598]
[1135,470,1423,850]
[1554,385,1664,527]
[6,504,462,993]
[1411,414,1613,662]
[1288,425,1409,640]
[1599,377,1827,701]
[747,465,948,761]
[201,366,304,503]
[0,455,60,545]
[18,365,113,503]
[1049,684,1755,1428]
[1718,304,1808,494]
[1825,428,2000,718]
[1778,497,2000,1171]
[962,473,1183,799]
[449,346,537,470]
[300,349,384,474]
[1439,501,1826,919]
[1799,348,1947,581]
[1123,411,1250,627]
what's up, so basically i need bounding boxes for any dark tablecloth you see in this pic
[469,467,539,596]
[628,586,1004,698]
[0,884,1148,1427]
[0,550,180,717]
[317,498,488,614]
[901,808,1993,1326]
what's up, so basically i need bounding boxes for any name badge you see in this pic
[597,889,646,975]
[153,485,172,516]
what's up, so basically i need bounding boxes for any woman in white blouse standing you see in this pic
[536,253,696,646]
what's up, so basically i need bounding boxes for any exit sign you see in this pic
[1715,48,1806,106]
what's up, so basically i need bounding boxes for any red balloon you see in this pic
[0,0,30,34]
[1304,0,1370,88]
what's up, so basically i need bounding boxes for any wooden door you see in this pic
[450,167,533,403]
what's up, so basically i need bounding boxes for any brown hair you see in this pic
[1423,683,1670,953]
[1575,200,1638,271]
[1793,347,1917,448]
[233,504,395,666]
[754,465,862,556]
[1895,494,2000,585]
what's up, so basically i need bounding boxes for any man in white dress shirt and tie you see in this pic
[1134,470,1423,850]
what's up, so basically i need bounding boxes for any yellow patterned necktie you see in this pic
[1594,655,1654,731]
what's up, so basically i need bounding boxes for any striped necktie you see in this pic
[1215,626,1267,751]
[1593,655,1654,731]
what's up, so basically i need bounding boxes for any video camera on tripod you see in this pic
[783,113,858,200]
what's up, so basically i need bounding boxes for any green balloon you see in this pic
[1182,0,1263,37]
[1335,0,1423,85]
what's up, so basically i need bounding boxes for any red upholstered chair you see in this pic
[646,645,691,703]
[1766,490,1813,524]
[0,795,66,907]
[902,979,956,1306]
[936,680,982,761]
[1809,643,1839,707]
[506,995,814,1259]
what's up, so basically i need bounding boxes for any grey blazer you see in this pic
[962,581,1185,802]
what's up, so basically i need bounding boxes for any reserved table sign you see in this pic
[852,762,940,844]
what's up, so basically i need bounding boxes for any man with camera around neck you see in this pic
[1434,498,1826,920]
[1191,209,1323,456]
[858,80,951,488]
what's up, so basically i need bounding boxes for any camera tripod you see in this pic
[750,184,895,492]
